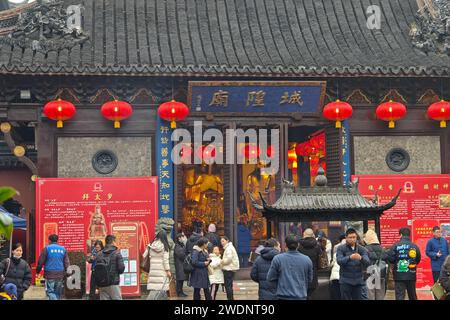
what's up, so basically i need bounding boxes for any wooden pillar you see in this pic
[375,216,381,241]
[363,220,369,234]
[267,217,272,239]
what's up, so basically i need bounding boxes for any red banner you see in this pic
[35,177,158,297]
[354,174,450,289]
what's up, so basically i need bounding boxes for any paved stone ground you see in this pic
[23,281,434,300]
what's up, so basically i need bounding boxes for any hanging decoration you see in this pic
[322,100,353,128]
[157,100,189,129]
[375,100,407,129]
[101,100,133,129]
[427,100,450,128]
[43,98,76,128]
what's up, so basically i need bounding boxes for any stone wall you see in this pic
[353,136,441,175]
[57,137,152,177]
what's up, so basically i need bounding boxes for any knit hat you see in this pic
[303,228,314,238]
[364,229,380,245]
[208,223,216,233]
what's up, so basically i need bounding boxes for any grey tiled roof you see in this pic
[0,0,448,77]
[260,186,400,213]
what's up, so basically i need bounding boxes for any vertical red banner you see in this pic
[36,177,158,297]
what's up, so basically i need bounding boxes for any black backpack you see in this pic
[183,253,194,274]
[94,251,114,288]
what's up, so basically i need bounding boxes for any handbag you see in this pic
[0,258,11,288]
[431,281,450,300]
[141,247,151,273]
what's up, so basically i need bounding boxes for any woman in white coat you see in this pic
[329,235,346,300]
[208,246,224,300]
[146,230,171,300]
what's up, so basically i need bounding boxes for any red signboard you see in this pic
[354,174,450,289]
[36,177,158,297]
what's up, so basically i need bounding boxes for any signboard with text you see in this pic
[188,81,326,114]
[355,174,450,289]
[36,177,158,297]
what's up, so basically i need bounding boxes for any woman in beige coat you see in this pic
[146,230,171,299]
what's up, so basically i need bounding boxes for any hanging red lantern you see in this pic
[43,98,76,128]
[243,145,261,159]
[179,144,192,163]
[427,100,450,128]
[376,100,407,129]
[101,100,133,129]
[196,145,216,161]
[296,142,312,157]
[322,100,353,128]
[288,149,297,164]
[158,100,189,129]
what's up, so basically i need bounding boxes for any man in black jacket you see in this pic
[297,228,322,299]
[385,227,421,300]
[95,235,125,300]
[336,228,370,300]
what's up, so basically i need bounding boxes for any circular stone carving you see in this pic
[92,150,118,174]
[386,148,410,172]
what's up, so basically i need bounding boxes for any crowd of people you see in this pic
[0,223,449,301]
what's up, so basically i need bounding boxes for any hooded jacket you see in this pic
[208,253,224,284]
[96,245,125,286]
[189,245,210,289]
[186,232,202,254]
[0,257,31,299]
[250,247,279,300]
[147,240,170,291]
[385,236,421,281]
[298,237,321,290]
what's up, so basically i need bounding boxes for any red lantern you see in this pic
[288,149,297,164]
[296,142,312,157]
[180,144,192,163]
[427,100,450,128]
[196,145,216,161]
[158,100,189,129]
[322,100,353,128]
[376,100,407,129]
[43,98,76,128]
[101,100,133,129]
[243,145,261,159]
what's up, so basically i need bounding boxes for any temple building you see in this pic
[0,0,448,264]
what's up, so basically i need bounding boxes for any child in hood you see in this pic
[208,246,224,300]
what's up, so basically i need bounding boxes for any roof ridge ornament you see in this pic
[282,179,295,193]
[411,0,450,55]
[0,0,88,53]
[314,166,327,187]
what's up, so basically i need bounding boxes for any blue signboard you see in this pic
[342,120,351,186]
[156,117,174,219]
[188,81,326,114]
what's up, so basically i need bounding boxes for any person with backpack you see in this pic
[190,237,212,300]
[363,229,387,300]
[250,238,280,300]
[94,235,125,300]
[36,234,70,300]
[298,228,322,299]
[385,227,421,300]
[0,243,31,300]
[336,228,370,300]
[146,230,171,300]
[174,233,188,297]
